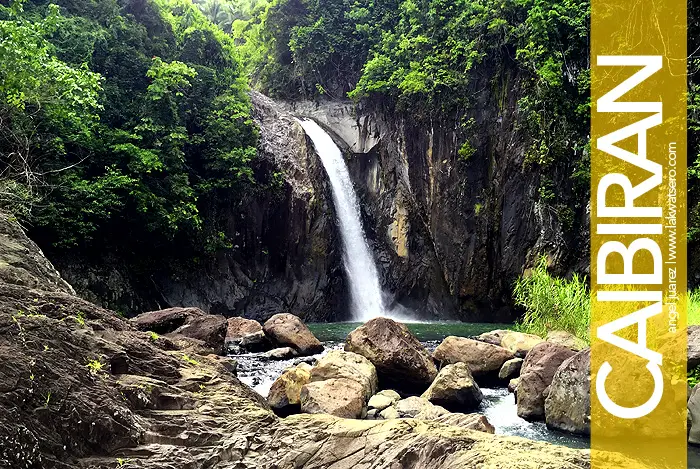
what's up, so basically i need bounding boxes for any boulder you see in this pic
[300,378,366,419]
[517,342,576,421]
[131,307,205,334]
[395,396,449,419]
[508,378,519,393]
[690,385,700,445]
[379,406,400,420]
[263,313,323,355]
[421,363,483,412]
[268,363,312,415]
[690,326,700,369]
[501,331,545,357]
[0,211,75,294]
[226,317,262,341]
[433,413,495,433]
[546,331,588,352]
[310,351,378,399]
[172,315,228,354]
[239,330,271,352]
[498,358,524,380]
[432,336,514,382]
[131,307,227,354]
[474,329,511,346]
[545,349,590,435]
[368,390,401,411]
[345,318,437,393]
[262,347,298,360]
[258,413,632,469]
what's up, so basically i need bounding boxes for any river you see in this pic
[235,321,590,450]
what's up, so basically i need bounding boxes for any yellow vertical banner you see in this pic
[591,0,687,467]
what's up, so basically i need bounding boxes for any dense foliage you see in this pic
[0,0,261,270]
[240,0,698,280]
[2,0,700,316]
[234,0,591,241]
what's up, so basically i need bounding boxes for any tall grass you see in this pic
[513,257,590,342]
[689,289,700,326]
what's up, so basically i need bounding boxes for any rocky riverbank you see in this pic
[234,316,593,438]
[0,212,657,468]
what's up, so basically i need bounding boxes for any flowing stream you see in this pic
[297,119,388,322]
[235,321,590,450]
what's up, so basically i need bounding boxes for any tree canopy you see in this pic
[0,0,260,269]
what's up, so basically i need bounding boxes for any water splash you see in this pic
[297,118,391,322]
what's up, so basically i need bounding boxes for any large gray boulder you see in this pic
[238,330,271,353]
[263,313,323,355]
[368,390,401,412]
[690,385,700,445]
[132,307,228,354]
[310,350,378,400]
[131,307,204,334]
[226,317,262,340]
[517,342,576,421]
[689,326,700,369]
[172,315,228,354]
[300,378,366,419]
[545,349,591,435]
[501,331,545,357]
[474,329,511,346]
[421,363,483,412]
[545,331,588,352]
[345,318,437,393]
[395,396,449,419]
[433,336,514,383]
[498,358,524,381]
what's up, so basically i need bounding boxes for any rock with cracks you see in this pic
[345,318,437,393]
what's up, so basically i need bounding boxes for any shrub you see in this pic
[513,256,590,341]
[689,288,700,326]
[86,359,104,374]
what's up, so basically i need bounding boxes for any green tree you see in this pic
[1,0,259,274]
[0,0,102,216]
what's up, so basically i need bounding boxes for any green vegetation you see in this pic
[1,0,259,276]
[230,0,591,239]
[181,354,199,366]
[689,366,700,388]
[73,311,86,327]
[86,358,105,374]
[689,289,700,326]
[513,256,590,341]
[149,331,161,341]
[2,0,700,317]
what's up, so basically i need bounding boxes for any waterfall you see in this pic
[297,118,388,322]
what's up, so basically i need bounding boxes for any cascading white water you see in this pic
[297,119,387,322]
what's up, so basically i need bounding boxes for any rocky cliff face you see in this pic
[288,78,589,321]
[152,92,348,322]
[52,92,347,322]
[50,81,588,322]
